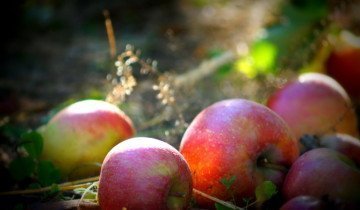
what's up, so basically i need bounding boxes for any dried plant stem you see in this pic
[193,188,244,210]
[104,10,116,58]
[174,50,236,88]
[138,51,236,130]
[0,176,99,196]
[0,183,90,196]
[79,181,98,205]
[138,108,172,130]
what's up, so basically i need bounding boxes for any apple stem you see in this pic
[193,188,244,210]
[0,176,100,196]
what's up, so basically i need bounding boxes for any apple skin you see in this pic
[282,148,360,209]
[98,137,193,210]
[280,196,327,210]
[267,72,359,140]
[39,99,135,179]
[319,133,360,165]
[325,36,360,99]
[179,99,299,207]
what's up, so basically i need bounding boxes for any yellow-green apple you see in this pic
[267,72,358,140]
[280,196,327,210]
[179,99,299,207]
[98,137,193,210]
[325,31,360,100]
[39,99,135,179]
[282,148,360,209]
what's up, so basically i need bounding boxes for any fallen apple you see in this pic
[179,99,299,207]
[282,148,360,209]
[326,31,360,100]
[267,72,358,140]
[39,99,135,179]
[319,133,360,165]
[98,137,193,210]
[280,196,327,210]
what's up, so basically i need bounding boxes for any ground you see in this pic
[1,0,286,143]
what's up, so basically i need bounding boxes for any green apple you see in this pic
[39,99,135,179]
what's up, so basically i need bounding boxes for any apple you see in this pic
[267,72,359,141]
[280,196,327,210]
[300,133,360,160]
[319,133,360,165]
[179,99,299,207]
[39,99,135,179]
[282,148,360,209]
[98,137,193,210]
[325,31,360,100]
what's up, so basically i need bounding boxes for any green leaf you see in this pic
[255,180,277,203]
[37,160,62,187]
[251,40,277,73]
[0,124,28,141]
[215,202,233,210]
[235,40,278,78]
[220,175,236,191]
[9,157,36,181]
[207,48,225,59]
[284,0,328,22]
[20,131,43,158]
[267,0,327,66]
[216,62,234,78]
[237,0,329,77]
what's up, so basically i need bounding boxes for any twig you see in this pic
[27,199,100,210]
[0,176,99,196]
[174,51,236,88]
[78,181,98,206]
[0,183,90,196]
[193,188,244,210]
[104,10,116,58]
[63,176,100,187]
[138,107,172,130]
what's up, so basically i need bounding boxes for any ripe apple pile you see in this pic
[267,72,359,141]
[36,71,360,208]
[98,137,193,210]
[39,99,135,179]
[179,99,299,207]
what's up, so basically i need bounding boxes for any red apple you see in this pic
[179,99,299,207]
[267,72,359,140]
[39,99,135,179]
[280,196,327,210]
[326,31,360,100]
[282,148,360,209]
[319,133,360,165]
[98,137,193,210]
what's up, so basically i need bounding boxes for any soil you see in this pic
[0,0,280,138]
